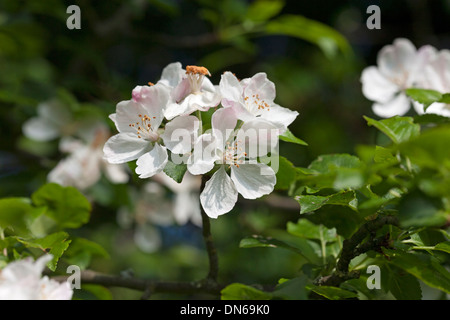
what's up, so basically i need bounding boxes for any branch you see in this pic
[316,215,399,287]
[54,270,225,298]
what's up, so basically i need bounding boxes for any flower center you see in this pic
[244,94,270,114]
[186,65,211,94]
[223,140,247,168]
[128,114,159,142]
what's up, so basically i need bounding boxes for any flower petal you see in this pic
[220,71,244,107]
[22,117,60,141]
[200,166,238,218]
[361,66,398,103]
[239,118,279,158]
[243,72,276,103]
[161,115,199,154]
[378,38,416,80]
[230,163,276,199]
[259,103,298,133]
[372,93,411,118]
[135,143,168,179]
[187,133,219,175]
[158,62,184,88]
[211,107,238,148]
[103,132,152,164]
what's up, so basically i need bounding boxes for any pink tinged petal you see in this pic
[372,93,411,118]
[211,107,238,148]
[259,103,299,133]
[220,71,244,107]
[161,115,199,154]
[188,133,219,175]
[361,66,399,103]
[103,132,153,164]
[135,143,168,179]
[115,100,153,134]
[171,78,192,104]
[158,62,184,88]
[200,166,238,218]
[243,72,276,102]
[230,163,276,199]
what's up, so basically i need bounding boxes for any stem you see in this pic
[316,215,399,288]
[200,175,219,281]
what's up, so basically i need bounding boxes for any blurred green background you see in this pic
[1,0,449,299]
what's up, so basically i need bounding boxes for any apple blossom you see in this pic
[188,108,278,218]
[361,38,437,118]
[103,84,170,178]
[219,71,298,133]
[48,123,129,190]
[164,64,221,120]
[22,99,72,141]
[413,49,450,117]
[0,255,73,300]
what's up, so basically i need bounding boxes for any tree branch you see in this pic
[316,215,399,287]
[54,270,225,298]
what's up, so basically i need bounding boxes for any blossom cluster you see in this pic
[103,63,299,218]
[22,100,129,190]
[361,38,450,118]
[0,255,72,300]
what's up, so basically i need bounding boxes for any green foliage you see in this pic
[0,183,105,272]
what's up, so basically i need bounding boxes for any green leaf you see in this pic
[246,0,285,22]
[397,126,450,170]
[398,191,448,228]
[364,116,420,144]
[273,276,308,300]
[265,14,352,58]
[64,238,110,270]
[275,156,297,190]
[383,249,450,294]
[31,183,91,230]
[373,146,397,164]
[240,235,303,254]
[0,198,33,236]
[81,284,113,300]
[386,266,422,300]
[163,160,188,183]
[405,88,442,111]
[287,219,337,242]
[221,283,272,300]
[299,154,364,191]
[279,128,308,146]
[311,286,358,300]
[17,232,71,271]
[295,190,357,214]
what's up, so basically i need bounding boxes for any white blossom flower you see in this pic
[163,64,221,120]
[22,100,72,141]
[361,38,437,118]
[48,123,129,190]
[103,84,170,179]
[413,49,450,117]
[0,255,73,300]
[219,71,298,133]
[187,108,277,218]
